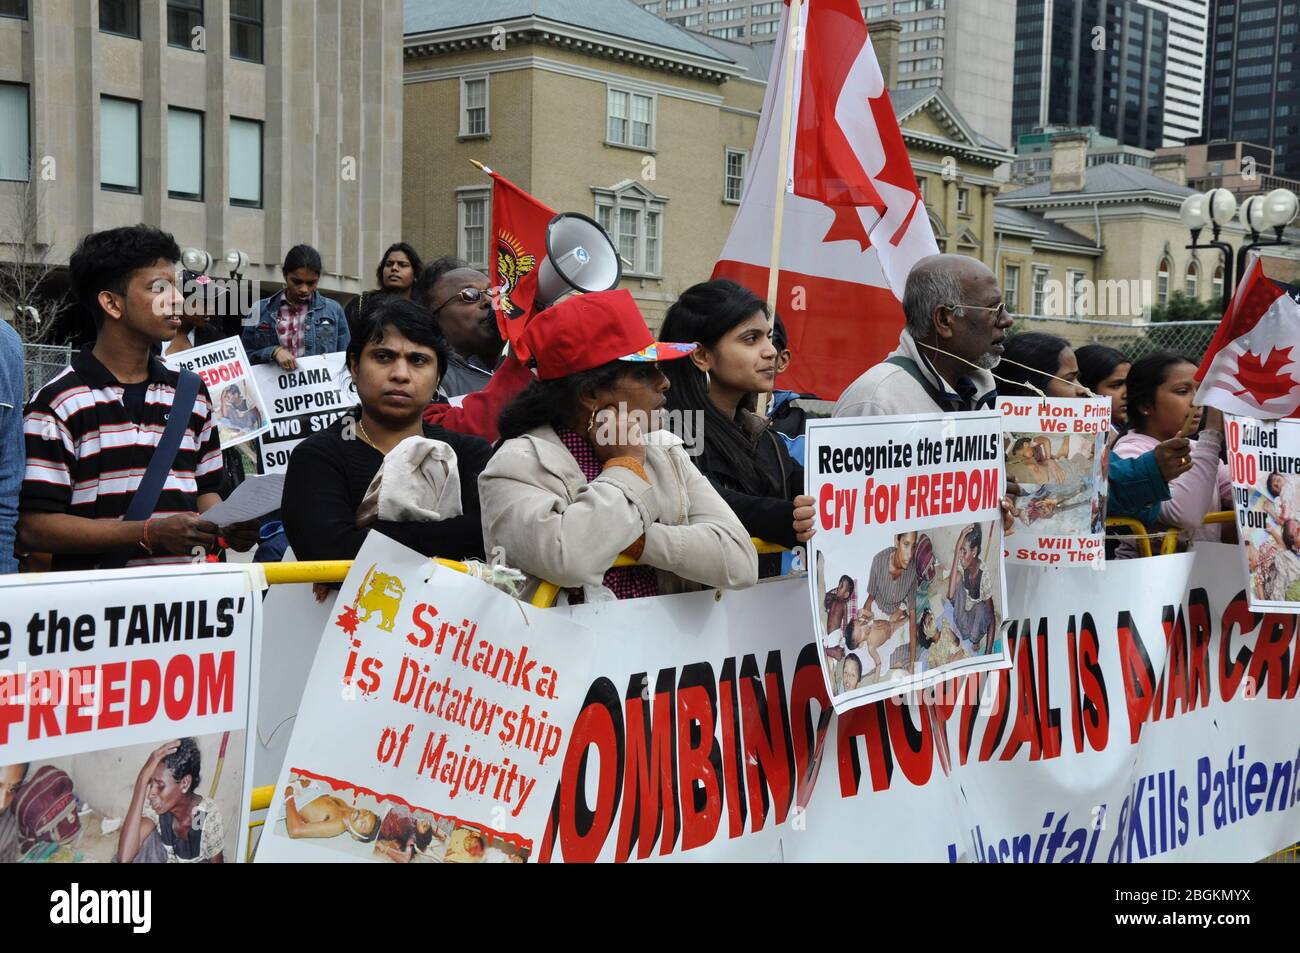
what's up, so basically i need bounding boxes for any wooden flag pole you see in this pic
[758,0,803,419]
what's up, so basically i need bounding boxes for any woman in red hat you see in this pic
[480,290,758,602]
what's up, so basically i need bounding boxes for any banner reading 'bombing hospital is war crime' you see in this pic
[1000,396,1111,568]
[0,565,261,864]
[805,412,1011,711]
[535,545,1300,863]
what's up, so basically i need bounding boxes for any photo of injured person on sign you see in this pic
[999,396,1111,568]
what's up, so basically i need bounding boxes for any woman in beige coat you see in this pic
[479,290,758,603]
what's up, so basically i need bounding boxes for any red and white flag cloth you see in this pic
[1195,256,1300,418]
[711,0,939,400]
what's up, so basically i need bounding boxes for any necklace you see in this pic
[357,418,381,452]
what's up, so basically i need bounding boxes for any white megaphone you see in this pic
[534,212,622,310]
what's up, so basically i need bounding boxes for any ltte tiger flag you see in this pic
[484,167,555,363]
[712,0,939,400]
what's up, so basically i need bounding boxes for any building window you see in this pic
[724,148,746,203]
[0,0,27,19]
[100,0,141,38]
[167,108,203,201]
[230,0,262,63]
[1213,265,1224,301]
[1157,256,1170,306]
[1003,265,1020,313]
[461,76,489,137]
[956,187,969,214]
[1031,265,1051,314]
[751,19,778,34]
[168,0,204,50]
[100,96,141,193]
[607,88,654,150]
[1185,259,1199,299]
[865,3,887,16]
[594,183,667,277]
[229,116,262,208]
[0,83,29,182]
[916,175,927,202]
[457,189,489,270]
[1067,269,1087,315]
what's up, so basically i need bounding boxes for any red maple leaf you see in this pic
[335,604,359,637]
[822,204,873,251]
[1230,347,1298,404]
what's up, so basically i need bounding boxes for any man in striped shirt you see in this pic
[19,225,257,571]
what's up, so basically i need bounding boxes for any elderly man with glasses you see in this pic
[835,254,1013,418]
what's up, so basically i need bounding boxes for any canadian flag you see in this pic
[712,0,939,400]
[1195,257,1300,418]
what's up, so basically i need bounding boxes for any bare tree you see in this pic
[0,176,70,344]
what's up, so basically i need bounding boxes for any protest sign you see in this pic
[254,533,596,863]
[999,396,1111,567]
[0,565,261,864]
[804,413,1010,710]
[251,354,355,475]
[163,337,270,449]
[532,545,1300,863]
[1225,414,1300,612]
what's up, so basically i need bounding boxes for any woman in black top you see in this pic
[659,280,814,571]
[282,296,489,563]
[344,242,424,341]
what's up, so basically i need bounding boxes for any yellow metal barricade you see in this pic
[1104,517,1154,559]
[1161,510,1236,556]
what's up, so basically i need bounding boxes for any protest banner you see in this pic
[0,565,261,864]
[163,337,270,449]
[530,545,1300,863]
[1225,414,1300,612]
[999,396,1111,567]
[251,354,355,475]
[254,533,596,863]
[804,413,1010,710]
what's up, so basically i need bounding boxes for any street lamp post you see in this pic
[1179,189,1238,309]
[1234,188,1300,285]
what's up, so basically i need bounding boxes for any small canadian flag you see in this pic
[1195,257,1300,418]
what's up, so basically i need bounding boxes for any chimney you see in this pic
[1150,153,1187,187]
[870,18,902,89]
[1049,133,1089,194]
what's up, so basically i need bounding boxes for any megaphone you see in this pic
[534,212,622,310]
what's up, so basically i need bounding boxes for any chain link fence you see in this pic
[21,342,72,401]
[1009,315,1221,363]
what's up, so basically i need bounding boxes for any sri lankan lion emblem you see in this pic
[495,230,536,318]
[353,563,406,633]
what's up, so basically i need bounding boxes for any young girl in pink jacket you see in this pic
[1113,353,1233,557]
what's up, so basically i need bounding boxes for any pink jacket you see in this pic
[1113,430,1232,553]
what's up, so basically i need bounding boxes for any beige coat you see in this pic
[479,425,758,600]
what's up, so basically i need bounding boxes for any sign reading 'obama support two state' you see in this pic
[804,412,1011,711]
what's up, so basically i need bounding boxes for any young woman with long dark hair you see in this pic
[658,280,814,565]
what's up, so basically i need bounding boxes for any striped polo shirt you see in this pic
[21,348,223,571]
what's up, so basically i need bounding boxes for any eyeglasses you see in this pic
[947,302,1010,320]
[433,287,488,312]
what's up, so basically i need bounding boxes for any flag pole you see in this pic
[758,0,803,418]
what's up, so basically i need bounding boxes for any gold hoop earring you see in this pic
[704,370,711,392]
[587,407,597,432]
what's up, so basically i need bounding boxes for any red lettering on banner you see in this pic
[1078,616,1109,752]
[1248,614,1294,700]
[836,703,892,795]
[542,680,622,863]
[407,603,438,649]
[617,672,678,862]
[1000,627,1043,761]
[739,654,794,832]
[676,666,721,851]
[1118,611,1156,744]
[1158,604,1189,720]
[1067,620,1084,754]
[98,661,127,730]
[197,651,235,716]
[28,668,62,740]
[978,665,1013,762]
[717,660,748,840]
[883,696,932,785]
[1187,590,1213,711]
[64,665,96,734]
[789,646,833,811]
[1219,594,1256,702]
